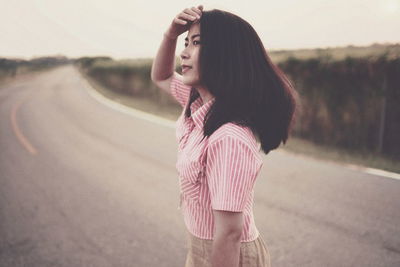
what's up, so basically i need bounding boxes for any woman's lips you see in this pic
[182,66,192,73]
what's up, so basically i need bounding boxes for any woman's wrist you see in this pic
[163,31,177,40]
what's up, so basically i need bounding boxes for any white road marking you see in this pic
[346,164,400,180]
[80,74,175,129]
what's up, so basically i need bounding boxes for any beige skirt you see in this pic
[184,231,271,267]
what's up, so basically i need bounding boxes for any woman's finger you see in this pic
[174,17,187,25]
[184,8,201,19]
[179,12,198,22]
[190,6,202,17]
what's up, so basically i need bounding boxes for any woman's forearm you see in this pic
[211,234,241,267]
[150,30,178,82]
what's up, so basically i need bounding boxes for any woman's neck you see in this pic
[196,86,214,104]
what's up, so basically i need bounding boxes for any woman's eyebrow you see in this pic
[184,34,201,42]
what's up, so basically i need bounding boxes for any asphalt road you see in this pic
[0,65,399,267]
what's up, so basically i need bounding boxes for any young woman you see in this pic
[151,5,297,267]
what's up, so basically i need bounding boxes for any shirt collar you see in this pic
[190,96,216,129]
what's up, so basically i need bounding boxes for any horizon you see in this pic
[1,0,399,60]
[3,41,399,61]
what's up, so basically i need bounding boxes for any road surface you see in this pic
[0,65,399,266]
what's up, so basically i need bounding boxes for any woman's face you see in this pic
[180,22,201,86]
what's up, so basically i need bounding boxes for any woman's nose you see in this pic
[180,50,189,60]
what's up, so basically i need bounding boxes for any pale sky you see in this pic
[1,0,399,60]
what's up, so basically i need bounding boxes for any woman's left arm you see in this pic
[211,210,244,267]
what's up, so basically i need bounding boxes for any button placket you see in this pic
[179,118,195,149]
[177,116,201,210]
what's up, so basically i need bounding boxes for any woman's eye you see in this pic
[184,41,200,47]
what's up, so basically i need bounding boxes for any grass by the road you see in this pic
[82,71,400,175]
[282,137,400,174]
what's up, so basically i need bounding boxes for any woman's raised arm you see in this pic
[150,6,203,93]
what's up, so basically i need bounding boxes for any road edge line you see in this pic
[79,72,175,130]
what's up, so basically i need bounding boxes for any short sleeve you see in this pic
[170,73,191,108]
[206,135,262,212]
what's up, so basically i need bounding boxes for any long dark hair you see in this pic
[184,9,298,155]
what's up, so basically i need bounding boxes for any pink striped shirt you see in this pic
[170,74,263,242]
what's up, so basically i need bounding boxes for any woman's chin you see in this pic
[182,77,197,86]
